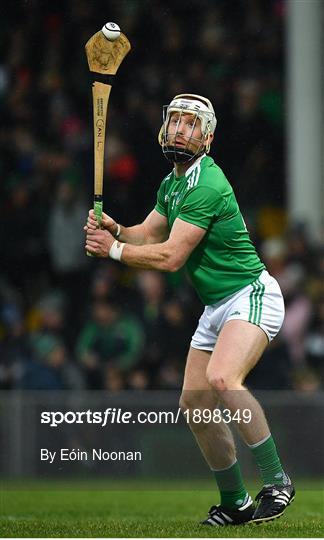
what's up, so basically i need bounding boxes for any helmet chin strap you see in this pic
[162,145,204,164]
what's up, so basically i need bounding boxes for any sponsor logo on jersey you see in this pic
[169,191,183,210]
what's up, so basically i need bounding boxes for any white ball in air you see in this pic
[102,22,121,41]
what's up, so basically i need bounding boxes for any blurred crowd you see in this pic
[0,0,323,392]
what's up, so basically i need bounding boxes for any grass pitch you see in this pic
[0,479,323,537]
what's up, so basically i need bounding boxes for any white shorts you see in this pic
[191,270,285,350]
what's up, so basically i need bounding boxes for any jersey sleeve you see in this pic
[154,179,168,217]
[177,186,225,230]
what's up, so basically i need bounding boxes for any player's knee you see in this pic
[206,371,233,393]
[179,390,203,412]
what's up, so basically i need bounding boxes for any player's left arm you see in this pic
[85,217,206,272]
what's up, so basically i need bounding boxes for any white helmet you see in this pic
[158,93,217,163]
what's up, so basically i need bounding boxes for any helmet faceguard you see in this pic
[158,94,217,164]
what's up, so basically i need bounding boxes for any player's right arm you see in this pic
[85,209,169,245]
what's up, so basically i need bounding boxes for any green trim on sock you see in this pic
[213,461,248,509]
[250,434,286,485]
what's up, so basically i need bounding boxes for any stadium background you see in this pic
[0,0,323,476]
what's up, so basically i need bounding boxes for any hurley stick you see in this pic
[85,23,131,254]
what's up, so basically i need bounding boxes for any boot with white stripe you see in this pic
[252,482,295,523]
[201,495,255,526]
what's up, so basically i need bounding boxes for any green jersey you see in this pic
[155,155,265,305]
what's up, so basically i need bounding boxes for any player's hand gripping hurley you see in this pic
[85,22,131,255]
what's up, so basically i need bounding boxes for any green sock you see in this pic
[213,460,249,509]
[249,434,287,486]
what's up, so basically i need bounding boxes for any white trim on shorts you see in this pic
[190,270,285,351]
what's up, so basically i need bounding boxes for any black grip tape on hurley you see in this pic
[91,73,115,86]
